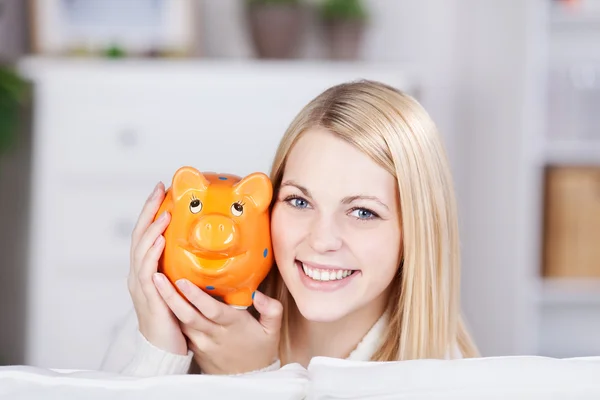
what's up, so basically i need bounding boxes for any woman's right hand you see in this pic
[127,182,188,355]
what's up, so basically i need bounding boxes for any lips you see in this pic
[295,260,359,292]
[300,262,356,281]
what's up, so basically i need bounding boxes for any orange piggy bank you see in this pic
[155,166,273,309]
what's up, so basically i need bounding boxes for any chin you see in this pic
[295,298,359,322]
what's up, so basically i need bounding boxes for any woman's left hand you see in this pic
[152,273,283,375]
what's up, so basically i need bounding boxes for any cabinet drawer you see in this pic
[543,166,600,277]
[49,185,152,275]
[39,78,309,179]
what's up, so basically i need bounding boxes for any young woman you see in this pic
[100,80,479,377]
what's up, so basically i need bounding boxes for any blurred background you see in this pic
[0,0,598,370]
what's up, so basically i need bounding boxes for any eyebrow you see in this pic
[280,180,390,211]
[342,195,390,211]
[280,181,312,198]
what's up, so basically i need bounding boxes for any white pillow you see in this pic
[0,364,308,400]
[307,355,600,399]
[4,356,600,399]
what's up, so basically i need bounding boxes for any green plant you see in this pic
[0,65,28,155]
[246,0,300,6]
[319,0,368,21]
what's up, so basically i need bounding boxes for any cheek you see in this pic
[270,204,302,261]
[351,223,402,276]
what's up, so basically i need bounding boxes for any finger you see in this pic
[253,291,283,335]
[175,279,238,326]
[129,232,162,299]
[132,211,170,273]
[137,235,167,308]
[153,273,217,334]
[131,182,165,253]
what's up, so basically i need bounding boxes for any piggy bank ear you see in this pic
[233,172,273,212]
[172,166,209,200]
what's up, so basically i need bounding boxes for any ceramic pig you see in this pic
[155,166,273,309]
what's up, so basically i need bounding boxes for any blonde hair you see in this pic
[261,80,479,361]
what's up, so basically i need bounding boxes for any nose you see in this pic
[191,215,238,252]
[308,214,343,253]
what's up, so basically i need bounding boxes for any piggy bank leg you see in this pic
[224,289,253,310]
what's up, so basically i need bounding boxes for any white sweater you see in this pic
[100,308,391,377]
[100,309,461,377]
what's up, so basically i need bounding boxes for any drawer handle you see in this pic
[117,129,138,148]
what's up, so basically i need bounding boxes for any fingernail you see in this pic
[158,211,168,221]
[151,182,163,199]
[154,235,164,247]
[176,279,188,292]
[152,273,164,287]
[253,291,263,306]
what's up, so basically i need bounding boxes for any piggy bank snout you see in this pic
[191,215,238,252]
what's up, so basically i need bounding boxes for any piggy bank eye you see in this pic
[189,199,202,214]
[231,202,244,217]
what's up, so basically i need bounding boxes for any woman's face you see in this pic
[270,128,402,322]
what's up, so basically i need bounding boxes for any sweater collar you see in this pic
[346,310,389,361]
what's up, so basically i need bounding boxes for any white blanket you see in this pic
[2,356,600,399]
[0,363,308,400]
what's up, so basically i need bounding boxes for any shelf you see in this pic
[17,56,421,99]
[17,55,419,78]
[540,278,600,306]
[545,139,600,165]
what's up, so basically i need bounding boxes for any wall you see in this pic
[0,0,30,365]
[0,0,28,61]
[199,0,464,173]
[454,0,547,356]
[0,102,31,365]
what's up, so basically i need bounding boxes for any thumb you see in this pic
[253,291,283,334]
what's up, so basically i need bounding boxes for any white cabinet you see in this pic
[14,57,418,370]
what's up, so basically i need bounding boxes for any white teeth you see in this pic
[301,263,353,282]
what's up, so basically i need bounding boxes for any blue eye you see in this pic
[283,195,310,210]
[350,208,377,220]
[289,197,308,209]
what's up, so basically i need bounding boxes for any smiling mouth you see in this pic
[181,246,239,260]
[181,247,246,276]
[297,260,358,282]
